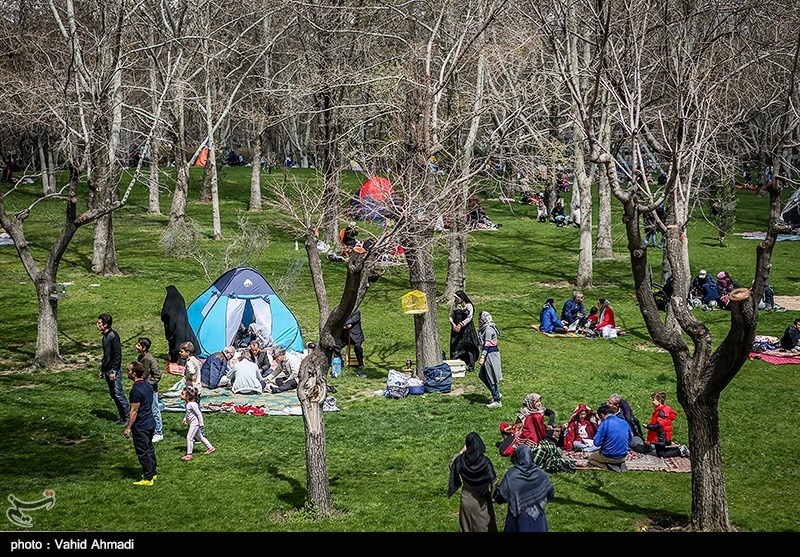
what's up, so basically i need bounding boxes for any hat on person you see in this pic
[717,271,726,279]
[699,270,707,278]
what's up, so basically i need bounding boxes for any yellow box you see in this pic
[401,290,428,314]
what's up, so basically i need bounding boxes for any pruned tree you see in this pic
[535,0,800,531]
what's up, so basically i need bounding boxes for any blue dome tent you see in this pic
[186,267,305,358]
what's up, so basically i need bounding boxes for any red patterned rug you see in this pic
[562,449,692,473]
[749,351,800,365]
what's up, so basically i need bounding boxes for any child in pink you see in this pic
[180,385,215,461]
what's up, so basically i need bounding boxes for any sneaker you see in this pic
[356,372,367,378]
[486,401,502,409]
[679,445,691,458]
[132,478,154,486]
[181,454,193,461]
[151,434,164,443]
[204,447,216,455]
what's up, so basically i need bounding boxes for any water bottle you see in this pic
[331,356,342,378]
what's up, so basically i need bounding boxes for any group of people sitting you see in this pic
[538,291,617,338]
[689,269,785,312]
[498,391,690,473]
[177,323,310,397]
[689,269,742,310]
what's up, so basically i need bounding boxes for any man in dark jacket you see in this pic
[780,319,800,352]
[607,393,649,453]
[342,310,366,376]
[561,291,587,330]
[97,313,129,425]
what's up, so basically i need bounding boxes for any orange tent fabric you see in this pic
[195,146,209,167]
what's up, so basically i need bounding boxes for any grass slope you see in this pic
[0,168,797,533]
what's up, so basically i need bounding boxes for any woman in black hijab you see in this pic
[448,432,498,532]
[449,290,481,373]
[160,285,198,363]
[494,444,555,532]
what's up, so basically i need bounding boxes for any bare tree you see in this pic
[537,0,800,530]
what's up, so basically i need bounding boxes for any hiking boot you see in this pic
[152,434,164,443]
[486,400,502,409]
[132,478,154,486]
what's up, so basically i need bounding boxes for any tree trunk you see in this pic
[38,135,55,195]
[35,280,62,368]
[683,393,730,531]
[405,225,442,377]
[147,140,161,215]
[92,214,121,275]
[595,99,614,259]
[249,129,263,212]
[297,347,332,516]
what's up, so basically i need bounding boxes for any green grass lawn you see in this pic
[0,167,798,533]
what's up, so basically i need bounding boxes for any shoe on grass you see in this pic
[132,478,154,486]
[356,372,367,378]
[181,454,193,461]
[204,447,216,455]
[152,434,164,443]
[486,400,502,409]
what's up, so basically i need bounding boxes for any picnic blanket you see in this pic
[735,231,800,241]
[160,379,340,415]
[530,324,583,338]
[563,449,692,473]
[749,350,800,365]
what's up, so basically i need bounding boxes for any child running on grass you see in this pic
[180,385,215,461]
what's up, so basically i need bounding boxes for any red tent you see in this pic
[358,177,394,202]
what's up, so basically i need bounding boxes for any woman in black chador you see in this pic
[449,290,481,373]
[161,285,198,363]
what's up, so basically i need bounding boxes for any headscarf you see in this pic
[517,393,543,422]
[479,311,495,331]
[454,290,473,305]
[448,432,497,498]
[495,445,555,521]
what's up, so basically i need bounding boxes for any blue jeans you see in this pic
[105,371,130,421]
[478,366,501,402]
[152,392,163,436]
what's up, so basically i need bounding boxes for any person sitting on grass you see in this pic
[581,403,631,471]
[644,391,690,458]
[561,291,587,331]
[265,346,304,393]
[539,298,567,334]
[716,270,740,310]
[780,318,800,352]
[225,350,264,395]
[561,403,598,452]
